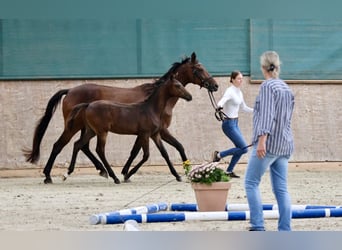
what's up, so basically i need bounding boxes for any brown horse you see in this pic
[23,52,218,184]
[66,75,192,183]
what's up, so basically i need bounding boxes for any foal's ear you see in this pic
[191,52,197,63]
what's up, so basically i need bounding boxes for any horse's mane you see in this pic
[159,56,191,81]
[141,78,167,103]
[140,56,191,102]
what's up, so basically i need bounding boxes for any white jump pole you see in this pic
[89,202,168,225]
[169,203,342,212]
[98,208,342,225]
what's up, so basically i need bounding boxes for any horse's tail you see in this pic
[67,103,90,131]
[23,89,69,164]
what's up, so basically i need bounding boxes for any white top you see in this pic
[217,85,253,118]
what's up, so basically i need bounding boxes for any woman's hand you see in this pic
[257,135,267,158]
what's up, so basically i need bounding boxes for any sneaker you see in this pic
[248,227,265,231]
[212,151,221,162]
[227,172,240,178]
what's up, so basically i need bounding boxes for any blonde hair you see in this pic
[260,51,281,78]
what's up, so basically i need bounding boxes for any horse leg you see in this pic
[121,137,142,176]
[152,133,182,182]
[160,128,187,162]
[64,129,96,181]
[78,128,108,179]
[80,143,108,178]
[95,133,121,184]
[43,130,75,184]
[124,136,150,182]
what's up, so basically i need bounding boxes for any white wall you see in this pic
[0,77,341,170]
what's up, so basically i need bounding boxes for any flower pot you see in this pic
[191,182,232,212]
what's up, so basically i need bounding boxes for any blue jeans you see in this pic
[244,146,292,231]
[219,119,248,172]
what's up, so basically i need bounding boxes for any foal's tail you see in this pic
[67,103,90,131]
[23,89,69,164]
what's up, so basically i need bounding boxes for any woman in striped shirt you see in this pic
[244,51,295,231]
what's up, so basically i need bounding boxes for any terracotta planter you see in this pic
[191,182,232,212]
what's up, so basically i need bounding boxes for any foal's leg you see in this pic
[151,133,182,182]
[95,133,121,184]
[64,129,96,181]
[121,137,143,176]
[80,143,108,178]
[160,128,187,162]
[78,128,108,178]
[124,136,150,182]
[64,128,108,180]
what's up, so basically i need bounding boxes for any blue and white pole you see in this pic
[169,203,342,212]
[98,208,342,224]
[89,202,168,225]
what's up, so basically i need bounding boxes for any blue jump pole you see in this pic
[98,208,342,225]
[169,203,342,212]
[89,202,168,225]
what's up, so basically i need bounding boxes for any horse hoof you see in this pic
[62,173,68,181]
[176,176,182,182]
[99,170,108,179]
[44,178,53,184]
[114,179,121,184]
[123,175,131,183]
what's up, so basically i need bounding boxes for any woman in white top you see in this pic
[212,71,253,178]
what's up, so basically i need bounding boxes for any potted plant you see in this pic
[185,162,231,212]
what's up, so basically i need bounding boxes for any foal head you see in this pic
[166,74,192,101]
[151,74,192,103]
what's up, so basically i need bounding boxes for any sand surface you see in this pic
[0,162,341,231]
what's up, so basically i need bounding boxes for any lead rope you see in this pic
[208,90,228,121]
[122,177,177,208]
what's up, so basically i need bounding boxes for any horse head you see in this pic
[190,52,218,92]
[163,52,218,92]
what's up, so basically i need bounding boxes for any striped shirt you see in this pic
[252,78,295,156]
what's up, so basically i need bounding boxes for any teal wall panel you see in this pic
[140,19,249,76]
[1,20,138,78]
[1,19,341,80]
[250,19,342,80]
[0,19,249,79]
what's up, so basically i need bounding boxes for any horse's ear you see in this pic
[191,52,197,63]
